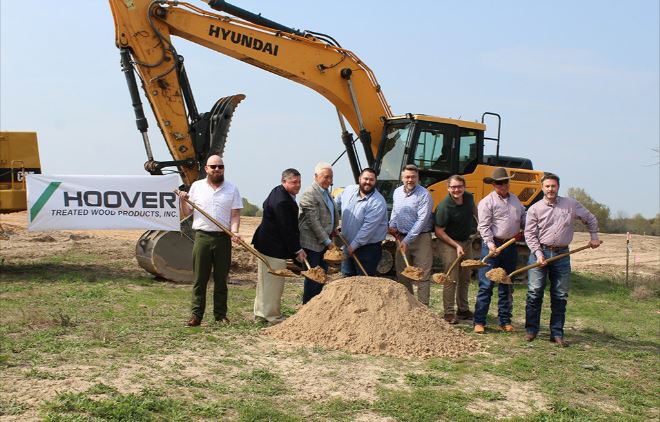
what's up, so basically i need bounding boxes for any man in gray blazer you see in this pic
[299,162,339,304]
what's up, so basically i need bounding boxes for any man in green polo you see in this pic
[434,174,477,324]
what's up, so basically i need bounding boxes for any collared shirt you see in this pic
[524,196,599,255]
[323,189,335,229]
[478,190,526,246]
[336,184,388,250]
[389,184,433,244]
[188,179,242,231]
[435,191,477,242]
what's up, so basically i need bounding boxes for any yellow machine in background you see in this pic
[0,132,42,214]
[109,0,545,280]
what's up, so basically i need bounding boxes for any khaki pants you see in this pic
[254,255,287,322]
[395,232,433,306]
[438,239,473,315]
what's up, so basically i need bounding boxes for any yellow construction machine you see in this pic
[0,131,42,215]
[109,0,545,280]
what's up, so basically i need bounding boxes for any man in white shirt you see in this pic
[178,155,243,326]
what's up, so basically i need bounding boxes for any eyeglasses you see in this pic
[493,180,509,186]
[207,164,224,170]
[448,185,465,190]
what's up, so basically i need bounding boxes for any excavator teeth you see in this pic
[208,94,246,158]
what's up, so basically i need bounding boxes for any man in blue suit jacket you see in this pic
[252,168,306,324]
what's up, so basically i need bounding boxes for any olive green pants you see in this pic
[191,231,231,321]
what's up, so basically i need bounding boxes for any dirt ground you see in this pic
[1,211,657,420]
[2,211,658,280]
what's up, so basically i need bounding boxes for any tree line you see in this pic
[567,188,659,236]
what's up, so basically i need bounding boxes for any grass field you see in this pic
[1,249,658,421]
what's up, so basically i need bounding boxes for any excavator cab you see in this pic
[374,114,485,208]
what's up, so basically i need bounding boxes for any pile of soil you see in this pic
[264,276,482,358]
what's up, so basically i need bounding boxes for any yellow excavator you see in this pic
[109,0,545,280]
[0,132,42,235]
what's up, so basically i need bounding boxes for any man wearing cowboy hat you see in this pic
[474,167,526,334]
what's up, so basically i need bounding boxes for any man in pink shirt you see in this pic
[524,173,601,347]
[474,168,525,334]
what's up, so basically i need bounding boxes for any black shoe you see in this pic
[215,317,230,324]
[457,310,474,320]
[524,332,537,342]
[186,315,201,327]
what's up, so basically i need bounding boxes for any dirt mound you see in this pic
[264,276,482,358]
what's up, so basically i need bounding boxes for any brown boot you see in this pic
[443,314,457,324]
[186,315,201,327]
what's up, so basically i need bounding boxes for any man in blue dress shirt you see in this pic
[389,164,434,305]
[335,168,388,276]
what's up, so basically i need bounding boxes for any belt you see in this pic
[540,244,568,251]
[197,230,228,237]
[399,230,432,238]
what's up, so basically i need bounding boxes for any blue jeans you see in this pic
[474,241,517,326]
[525,247,571,338]
[341,242,382,277]
[302,247,329,304]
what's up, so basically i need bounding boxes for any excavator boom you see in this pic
[109,0,545,281]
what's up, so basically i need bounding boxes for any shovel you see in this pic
[432,252,464,284]
[301,257,328,283]
[178,193,297,278]
[461,237,518,269]
[395,237,423,281]
[487,243,594,284]
[323,241,343,265]
[337,233,368,276]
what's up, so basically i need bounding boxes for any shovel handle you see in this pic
[445,252,463,275]
[303,257,313,270]
[337,234,368,275]
[482,237,517,262]
[395,238,412,267]
[508,244,592,278]
[178,193,274,271]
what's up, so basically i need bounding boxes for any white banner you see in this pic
[26,174,181,231]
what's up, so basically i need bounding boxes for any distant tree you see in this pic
[566,187,611,232]
[240,198,261,217]
[629,213,653,236]
[608,211,629,234]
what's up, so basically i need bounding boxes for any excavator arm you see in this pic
[109,0,393,183]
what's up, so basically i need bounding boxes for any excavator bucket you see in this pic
[136,95,245,282]
[135,216,196,282]
[191,94,246,163]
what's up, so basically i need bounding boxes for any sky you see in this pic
[2,1,658,218]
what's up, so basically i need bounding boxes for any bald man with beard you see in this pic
[178,155,243,327]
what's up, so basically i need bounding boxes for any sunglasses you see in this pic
[207,164,224,170]
[493,180,509,186]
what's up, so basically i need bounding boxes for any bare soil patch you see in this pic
[1,212,260,279]
[4,212,656,280]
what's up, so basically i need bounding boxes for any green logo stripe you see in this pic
[30,182,61,221]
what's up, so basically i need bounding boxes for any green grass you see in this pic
[1,259,658,421]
